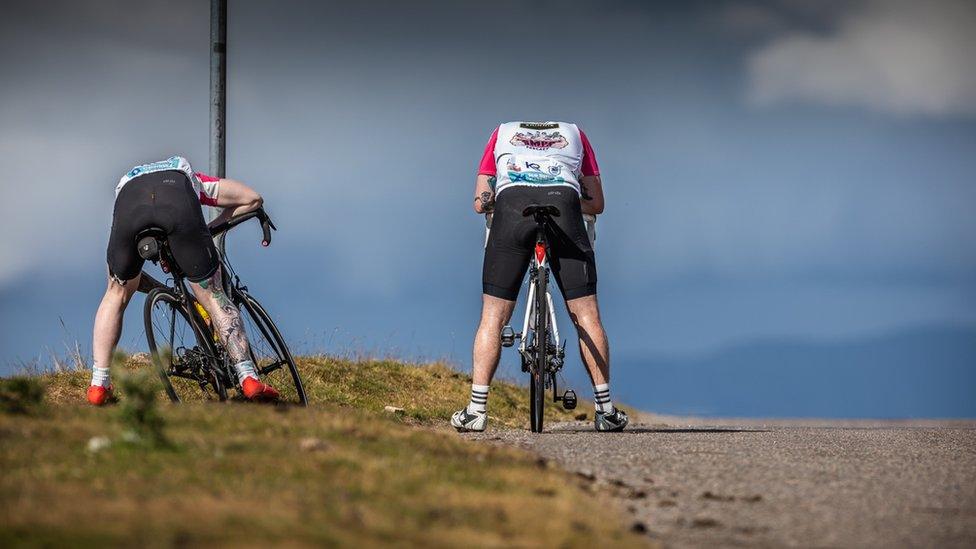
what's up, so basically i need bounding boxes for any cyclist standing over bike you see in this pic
[452,121,628,432]
[87,156,280,405]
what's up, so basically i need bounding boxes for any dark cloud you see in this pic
[1,0,975,367]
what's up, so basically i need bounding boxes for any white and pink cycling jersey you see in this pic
[478,121,600,196]
[115,156,220,206]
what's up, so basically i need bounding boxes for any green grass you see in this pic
[1,356,647,547]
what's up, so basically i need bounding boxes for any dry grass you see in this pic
[40,354,635,428]
[1,356,648,547]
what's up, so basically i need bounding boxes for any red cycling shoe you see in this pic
[87,385,115,406]
[241,376,280,402]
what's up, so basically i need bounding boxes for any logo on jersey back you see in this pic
[520,122,560,130]
[126,157,182,178]
[505,157,566,185]
[510,131,568,151]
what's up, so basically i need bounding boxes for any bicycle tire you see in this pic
[530,268,548,433]
[144,288,227,403]
[235,291,308,406]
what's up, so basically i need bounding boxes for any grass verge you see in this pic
[1,356,647,547]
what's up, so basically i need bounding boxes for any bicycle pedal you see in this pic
[500,325,516,347]
[561,390,577,410]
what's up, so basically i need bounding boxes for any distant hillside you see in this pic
[617,325,976,419]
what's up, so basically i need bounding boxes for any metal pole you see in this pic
[210,0,227,179]
[209,0,227,240]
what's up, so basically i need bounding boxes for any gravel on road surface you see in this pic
[465,418,976,547]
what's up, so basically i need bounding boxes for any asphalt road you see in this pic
[466,417,976,547]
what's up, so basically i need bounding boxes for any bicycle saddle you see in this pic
[522,204,561,218]
[135,227,166,261]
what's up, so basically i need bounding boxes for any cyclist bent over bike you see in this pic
[88,156,279,405]
[452,121,628,432]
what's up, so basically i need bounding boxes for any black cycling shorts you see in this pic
[483,186,597,301]
[107,171,219,283]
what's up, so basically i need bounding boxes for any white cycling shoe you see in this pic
[595,407,629,432]
[451,408,488,432]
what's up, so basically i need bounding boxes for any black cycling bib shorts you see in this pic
[483,186,597,301]
[107,171,219,283]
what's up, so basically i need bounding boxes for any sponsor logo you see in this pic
[508,171,566,184]
[504,157,567,185]
[127,157,181,178]
[510,131,568,150]
[520,122,560,130]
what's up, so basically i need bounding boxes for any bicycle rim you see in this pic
[236,292,308,406]
[144,288,226,403]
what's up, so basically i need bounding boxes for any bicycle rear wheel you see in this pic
[529,270,548,433]
[235,291,308,406]
[144,288,227,402]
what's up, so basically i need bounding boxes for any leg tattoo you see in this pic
[198,269,250,364]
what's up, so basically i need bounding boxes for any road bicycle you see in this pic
[139,208,307,405]
[496,204,578,432]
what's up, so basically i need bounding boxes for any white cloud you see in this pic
[745,0,976,116]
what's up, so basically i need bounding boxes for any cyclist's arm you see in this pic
[580,175,604,215]
[473,174,496,214]
[207,178,264,229]
[475,127,499,214]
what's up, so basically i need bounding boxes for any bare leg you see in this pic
[189,267,250,365]
[566,294,610,386]
[471,294,517,386]
[92,271,143,370]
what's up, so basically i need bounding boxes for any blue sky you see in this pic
[1,1,974,415]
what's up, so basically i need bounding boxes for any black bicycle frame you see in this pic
[144,208,275,385]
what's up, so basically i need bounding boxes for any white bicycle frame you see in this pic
[519,254,560,357]
[484,212,595,357]
[485,208,584,421]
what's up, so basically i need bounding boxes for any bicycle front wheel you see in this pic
[144,288,227,403]
[235,291,308,406]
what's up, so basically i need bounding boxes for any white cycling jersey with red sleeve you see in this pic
[115,156,220,206]
[477,121,600,196]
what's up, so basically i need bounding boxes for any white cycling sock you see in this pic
[467,384,489,414]
[233,360,258,385]
[91,366,111,388]
[594,383,613,413]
